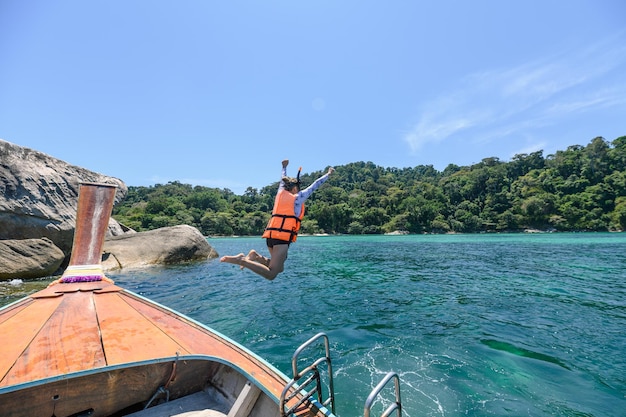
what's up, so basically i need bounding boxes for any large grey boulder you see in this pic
[0,139,127,254]
[102,225,218,271]
[0,238,65,280]
[1,139,219,280]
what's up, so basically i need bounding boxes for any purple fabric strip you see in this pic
[60,275,103,283]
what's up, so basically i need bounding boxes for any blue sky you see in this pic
[1,1,625,195]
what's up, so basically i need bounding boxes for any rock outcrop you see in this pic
[0,139,127,254]
[0,238,65,280]
[1,139,219,280]
[102,225,218,271]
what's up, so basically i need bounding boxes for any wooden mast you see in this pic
[54,182,117,284]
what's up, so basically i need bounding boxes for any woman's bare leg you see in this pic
[247,249,270,267]
[221,245,289,281]
[222,251,269,270]
[220,253,246,265]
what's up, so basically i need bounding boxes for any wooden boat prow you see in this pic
[0,183,402,417]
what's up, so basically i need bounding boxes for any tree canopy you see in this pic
[112,136,626,235]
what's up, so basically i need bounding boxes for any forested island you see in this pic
[112,136,626,235]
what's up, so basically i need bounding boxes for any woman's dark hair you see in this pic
[282,176,300,190]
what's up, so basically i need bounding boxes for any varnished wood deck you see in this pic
[0,280,288,400]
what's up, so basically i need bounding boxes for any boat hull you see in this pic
[0,283,324,417]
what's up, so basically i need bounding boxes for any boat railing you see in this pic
[363,372,402,417]
[280,332,335,417]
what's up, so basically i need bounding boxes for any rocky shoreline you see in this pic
[1,139,218,281]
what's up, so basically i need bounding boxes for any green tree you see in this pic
[112,136,626,234]
[610,197,626,230]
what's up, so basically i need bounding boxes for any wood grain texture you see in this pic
[0,296,64,386]
[121,293,289,400]
[1,291,105,386]
[95,291,191,364]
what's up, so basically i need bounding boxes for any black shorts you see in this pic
[266,238,291,248]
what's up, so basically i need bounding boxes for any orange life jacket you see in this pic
[262,190,305,242]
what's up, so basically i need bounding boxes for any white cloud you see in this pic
[403,33,626,154]
[510,142,547,159]
[544,90,626,117]
[404,115,477,151]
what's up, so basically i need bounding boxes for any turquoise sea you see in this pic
[2,233,625,416]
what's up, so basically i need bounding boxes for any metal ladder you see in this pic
[280,333,402,417]
[364,372,402,417]
[280,332,335,417]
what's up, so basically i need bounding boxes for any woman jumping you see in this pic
[220,159,334,280]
